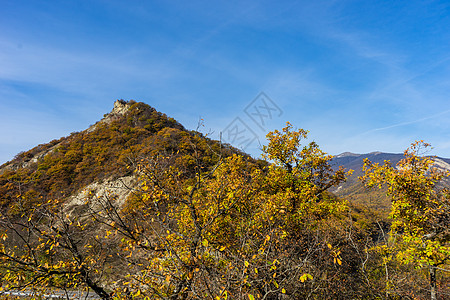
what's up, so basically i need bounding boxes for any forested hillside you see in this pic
[0,100,243,214]
[0,101,448,299]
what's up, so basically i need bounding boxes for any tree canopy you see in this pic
[0,113,449,299]
[362,141,450,300]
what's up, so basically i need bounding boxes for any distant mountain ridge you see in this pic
[331,151,450,215]
[333,151,450,174]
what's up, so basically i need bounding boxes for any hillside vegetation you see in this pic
[0,101,449,299]
[0,100,241,215]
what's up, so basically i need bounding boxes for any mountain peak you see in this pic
[91,99,134,130]
[368,151,383,155]
[336,152,360,158]
[112,99,131,114]
[0,100,232,207]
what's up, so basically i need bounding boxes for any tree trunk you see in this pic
[80,268,110,300]
[429,264,437,300]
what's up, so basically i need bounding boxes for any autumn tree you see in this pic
[87,142,262,298]
[253,123,364,298]
[87,122,359,299]
[0,198,113,299]
[1,121,378,299]
[361,141,450,300]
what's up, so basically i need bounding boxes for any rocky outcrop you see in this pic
[86,99,133,132]
[64,175,136,218]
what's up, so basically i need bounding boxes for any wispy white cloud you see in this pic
[358,109,450,135]
[0,38,179,93]
[1,0,450,162]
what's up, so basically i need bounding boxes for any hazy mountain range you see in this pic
[330,151,450,215]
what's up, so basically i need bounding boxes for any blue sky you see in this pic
[1,0,450,164]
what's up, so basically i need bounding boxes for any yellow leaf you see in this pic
[282,288,286,294]
[248,295,255,300]
[244,260,249,267]
[300,273,313,282]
